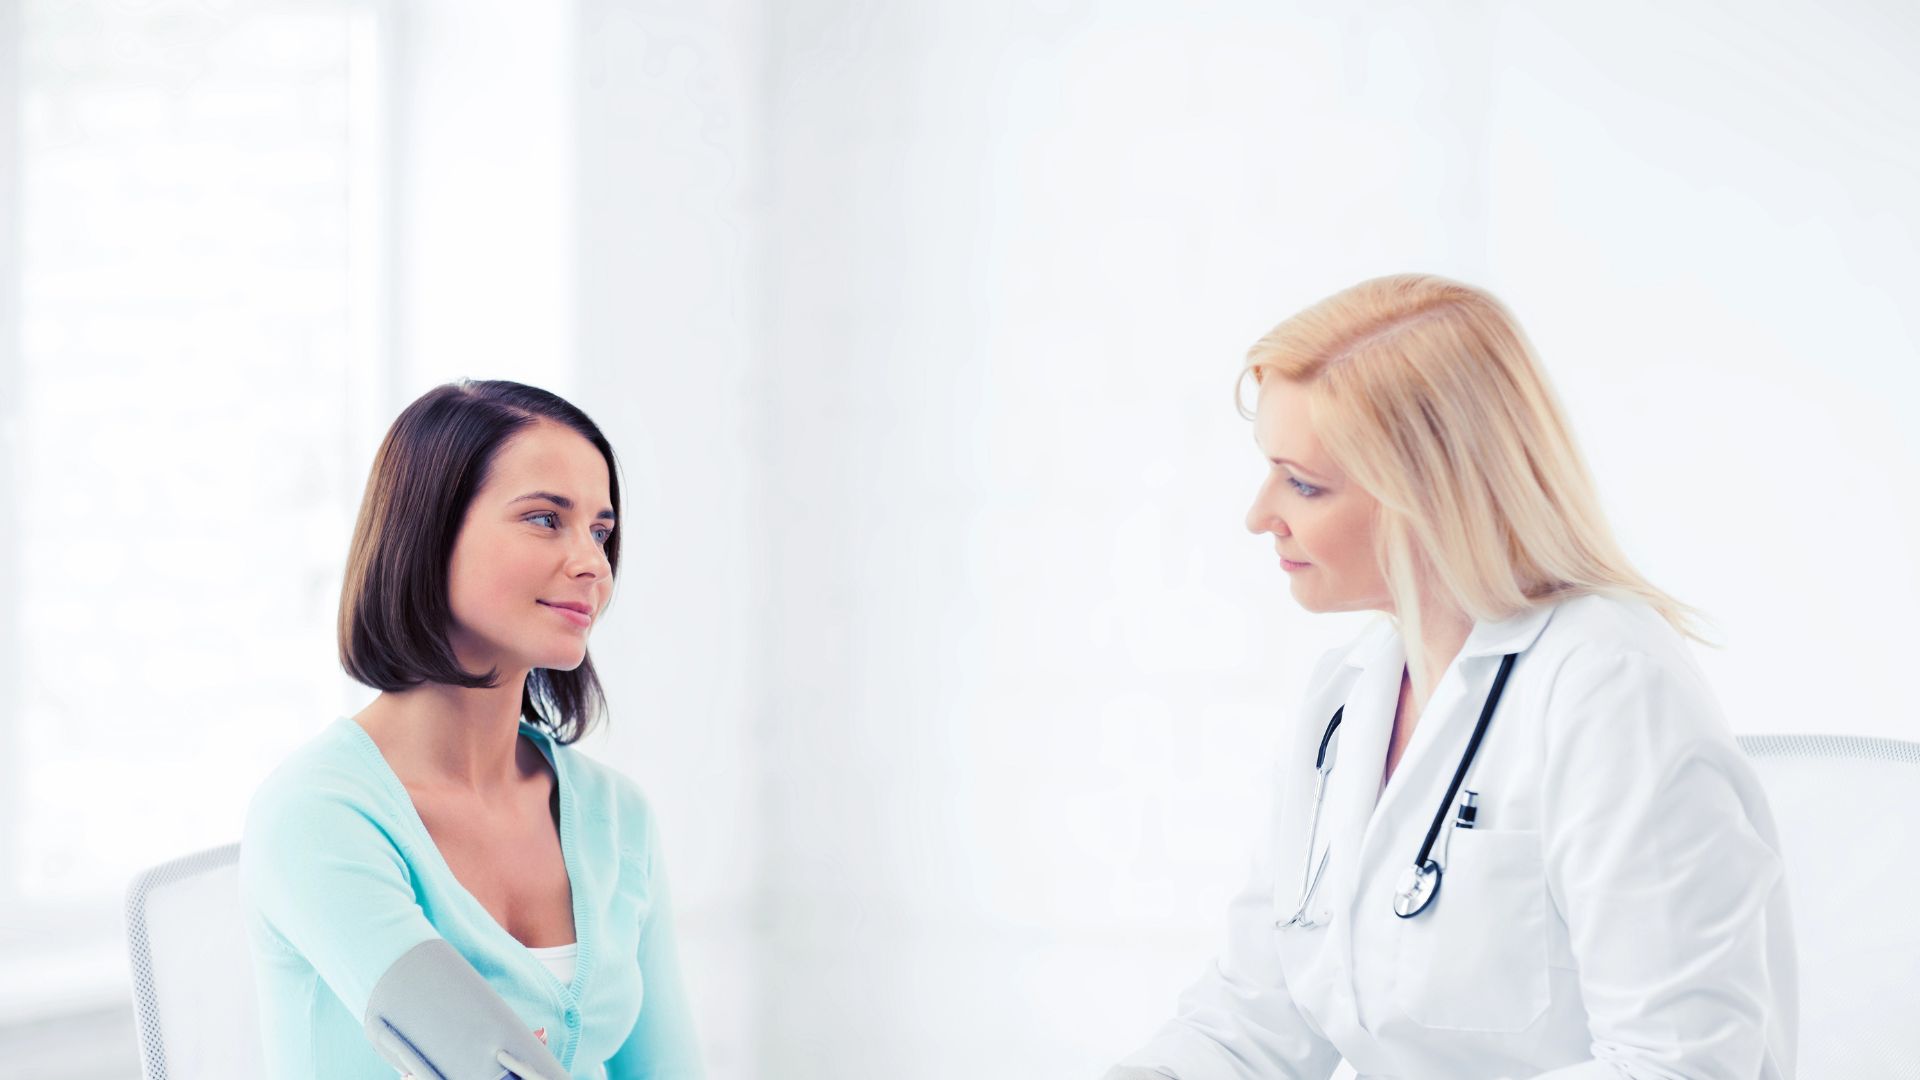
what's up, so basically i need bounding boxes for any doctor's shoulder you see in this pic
[1528,592,1732,745]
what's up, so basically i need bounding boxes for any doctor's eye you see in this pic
[527,511,560,529]
[1287,477,1322,498]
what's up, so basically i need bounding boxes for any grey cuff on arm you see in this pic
[363,939,572,1080]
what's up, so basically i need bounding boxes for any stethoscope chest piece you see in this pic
[1392,859,1442,919]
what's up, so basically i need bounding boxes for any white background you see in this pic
[0,1,1915,1078]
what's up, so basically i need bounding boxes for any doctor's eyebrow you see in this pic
[508,491,617,521]
[1264,455,1326,480]
[1251,431,1323,477]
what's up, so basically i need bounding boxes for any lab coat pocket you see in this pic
[1391,827,1550,1033]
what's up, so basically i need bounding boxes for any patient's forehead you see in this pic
[481,423,612,508]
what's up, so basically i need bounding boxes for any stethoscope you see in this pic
[1276,651,1518,928]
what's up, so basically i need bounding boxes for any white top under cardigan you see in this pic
[527,942,578,986]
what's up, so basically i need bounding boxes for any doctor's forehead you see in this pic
[1251,378,1330,466]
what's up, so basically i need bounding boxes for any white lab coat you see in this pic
[1115,593,1798,1080]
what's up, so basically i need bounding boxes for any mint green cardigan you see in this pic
[239,717,703,1079]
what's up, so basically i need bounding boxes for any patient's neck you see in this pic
[353,675,534,799]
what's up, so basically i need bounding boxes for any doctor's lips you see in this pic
[1277,552,1312,572]
[538,599,594,628]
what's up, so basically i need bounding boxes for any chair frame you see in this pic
[125,841,245,1080]
[1737,732,1920,763]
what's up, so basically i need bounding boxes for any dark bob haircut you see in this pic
[338,378,621,745]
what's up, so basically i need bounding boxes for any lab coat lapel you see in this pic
[1355,602,1559,869]
[1355,658,1471,871]
[1315,623,1403,924]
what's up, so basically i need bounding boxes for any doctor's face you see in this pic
[445,421,617,678]
[1245,376,1390,614]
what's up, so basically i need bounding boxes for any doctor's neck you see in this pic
[1391,603,1475,708]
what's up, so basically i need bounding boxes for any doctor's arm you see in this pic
[1103,755,1343,1080]
[1520,648,1791,1080]
[240,785,570,1080]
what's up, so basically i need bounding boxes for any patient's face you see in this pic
[445,422,616,677]
[1244,376,1389,614]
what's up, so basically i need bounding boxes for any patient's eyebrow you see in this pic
[509,491,617,521]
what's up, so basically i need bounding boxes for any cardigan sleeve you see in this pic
[604,807,705,1080]
[239,777,444,1025]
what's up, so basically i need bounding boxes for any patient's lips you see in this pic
[539,599,593,628]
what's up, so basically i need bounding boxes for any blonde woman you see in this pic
[1106,275,1796,1079]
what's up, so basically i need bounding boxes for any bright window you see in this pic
[5,0,386,922]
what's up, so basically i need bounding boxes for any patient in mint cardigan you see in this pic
[239,379,702,1080]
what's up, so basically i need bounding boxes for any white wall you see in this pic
[388,0,576,400]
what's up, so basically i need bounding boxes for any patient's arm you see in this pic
[242,782,576,1078]
[364,938,571,1080]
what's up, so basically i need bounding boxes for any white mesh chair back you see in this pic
[125,842,267,1080]
[1738,734,1920,1078]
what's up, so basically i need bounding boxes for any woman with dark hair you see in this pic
[239,380,702,1080]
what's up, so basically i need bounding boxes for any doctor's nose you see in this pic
[1246,494,1288,537]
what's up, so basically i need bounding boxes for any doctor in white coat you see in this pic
[1106,274,1797,1080]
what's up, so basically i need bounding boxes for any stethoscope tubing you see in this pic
[1411,652,1517,871]
[1283,650,1520,926]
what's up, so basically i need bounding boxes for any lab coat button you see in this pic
[564,1006,580,1026]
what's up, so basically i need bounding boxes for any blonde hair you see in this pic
[1240,273,1710,697]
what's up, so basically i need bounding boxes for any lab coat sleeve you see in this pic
[1109,753,1343,1080]
[605,807,706,1080]
[1522,647,1791,1080]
